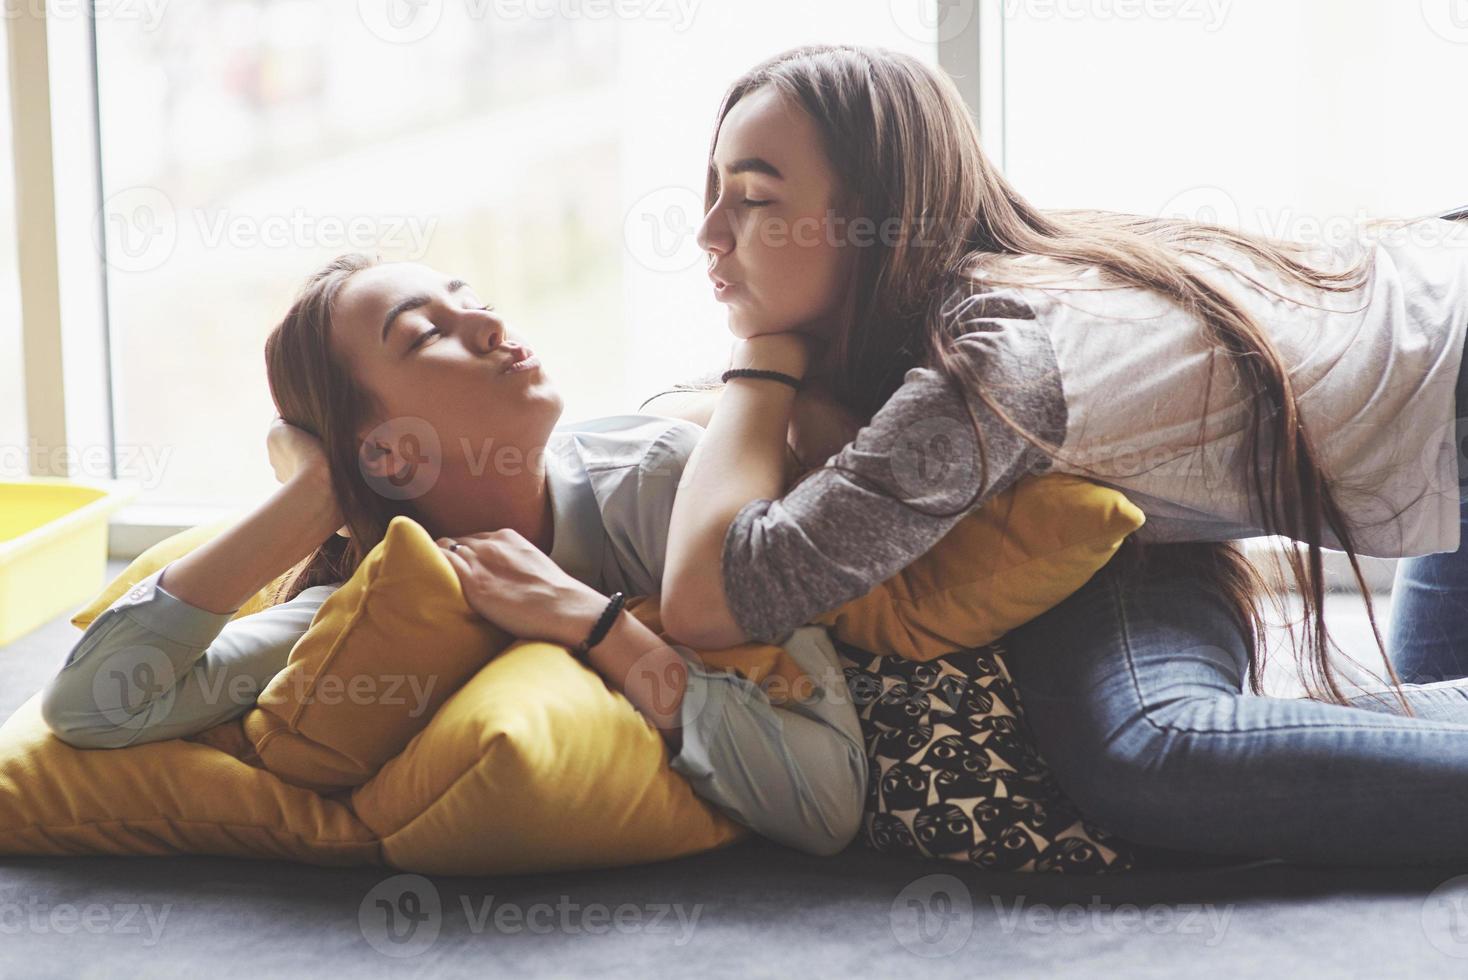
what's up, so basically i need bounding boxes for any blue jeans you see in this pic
[1387,323,1468,682]
[1002,325,1468,867]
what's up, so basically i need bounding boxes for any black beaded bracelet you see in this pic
[721,368,803,391]
[572,591,627,661]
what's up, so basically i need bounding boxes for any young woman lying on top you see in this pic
[39,253,869,858]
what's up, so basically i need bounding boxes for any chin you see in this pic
[728,310,799,340]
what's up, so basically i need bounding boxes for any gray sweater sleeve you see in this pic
[39,561,338,749]
[720,296,1069,646]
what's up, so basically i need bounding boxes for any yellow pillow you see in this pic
[241,517,513,792]
[347,630,748,875]
[0,692,384,867]
[812,473,1144,661]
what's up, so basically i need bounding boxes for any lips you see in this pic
[499,346,534,373]
[709,269,737,289]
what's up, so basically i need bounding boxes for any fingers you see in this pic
[435,536,470,566]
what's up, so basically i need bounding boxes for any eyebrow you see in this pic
[381,278,467,346]
[717,157,785,180]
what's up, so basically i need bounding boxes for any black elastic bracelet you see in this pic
[721,368,803,391]
[572,591,627,661]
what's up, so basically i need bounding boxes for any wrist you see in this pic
[731,336,812,379]
[286,467,344,538]
[565,589,624,653]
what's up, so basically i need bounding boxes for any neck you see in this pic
[410,443,555,554]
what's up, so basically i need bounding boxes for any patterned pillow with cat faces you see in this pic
[836,638,1137,873]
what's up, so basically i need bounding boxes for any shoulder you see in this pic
[910,275,1069,445]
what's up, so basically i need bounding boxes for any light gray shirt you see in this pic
[40,414,866,857]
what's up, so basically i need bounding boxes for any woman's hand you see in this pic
[268,416,330,485]
[268,416,351,538]
[437,529,610,648]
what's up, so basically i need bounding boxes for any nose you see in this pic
[697,199,735,259]
[466,306,506,356]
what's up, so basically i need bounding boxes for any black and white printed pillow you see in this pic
[836,637,1137,874]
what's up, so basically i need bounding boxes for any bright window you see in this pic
[1003,0,1468,232]
[94,1,941,509]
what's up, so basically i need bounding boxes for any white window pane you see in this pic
[1004,1,1468,232]
[96,2,941,509]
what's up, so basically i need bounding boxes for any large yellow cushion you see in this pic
[0,692,382,866]
[813,474,1144,660]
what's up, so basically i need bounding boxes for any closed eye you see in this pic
[407,304,495,352]
[407,326,440,352]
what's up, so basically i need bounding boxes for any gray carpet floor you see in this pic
[2,563,1465,978]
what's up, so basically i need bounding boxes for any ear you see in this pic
[357,434,404,483]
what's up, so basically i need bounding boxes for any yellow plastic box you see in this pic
[0,478,139,646]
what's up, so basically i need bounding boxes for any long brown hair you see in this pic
[260,251,419,605]
[688,43,1426,708]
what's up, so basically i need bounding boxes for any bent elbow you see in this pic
[39,680,122,750]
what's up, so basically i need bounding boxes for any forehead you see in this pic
[332,262,442,348]
[336,262,443,319]
[715,86,829,176]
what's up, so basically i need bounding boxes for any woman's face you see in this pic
[698,85,855,341]
[330,262,563,479]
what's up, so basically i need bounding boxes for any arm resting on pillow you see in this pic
[687,329,1068,647]
[667,625,866,857]
[39,561,337,749]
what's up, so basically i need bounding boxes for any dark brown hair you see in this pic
[260,251,420,604]
[683,43,1424,708]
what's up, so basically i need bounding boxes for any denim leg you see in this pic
[1387,320,1468,682]
[1003,552,1468,866]
[1388,494,1468,683]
